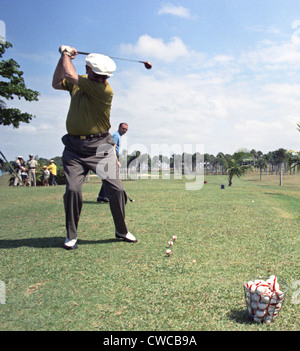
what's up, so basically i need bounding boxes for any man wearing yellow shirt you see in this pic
[47,160,57,186]
[52,45,137,250]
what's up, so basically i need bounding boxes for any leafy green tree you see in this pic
[219,151,253,186]
[287,151,300,173]
[0,41,40,127]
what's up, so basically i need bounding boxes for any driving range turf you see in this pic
[0,173,299,331]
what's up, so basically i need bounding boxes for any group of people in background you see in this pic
[13,155,57,187]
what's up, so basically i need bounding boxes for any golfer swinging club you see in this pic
[52,45,137,250]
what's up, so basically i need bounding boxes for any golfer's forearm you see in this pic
[52,53,79,89]
[52,56,65,89]
[61,53,79,86]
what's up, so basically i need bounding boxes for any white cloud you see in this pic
[120,35,193,62]
[240,40,300,71]
[212,55,235,65]
[158,4,191,18]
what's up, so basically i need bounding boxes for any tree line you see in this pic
[119,147,299,186]
[1,147,299,188]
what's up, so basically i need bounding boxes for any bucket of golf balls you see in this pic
[244,275,288,324]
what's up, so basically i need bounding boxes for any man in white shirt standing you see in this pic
[27,154,38,186]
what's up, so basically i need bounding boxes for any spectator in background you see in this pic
[13,156,25,186]
[47,160,57,186]
[42,166,50,186]
[27,154,38,186]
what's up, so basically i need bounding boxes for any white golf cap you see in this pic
[85,53,116,77]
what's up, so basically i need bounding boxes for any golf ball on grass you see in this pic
[164,235,177,256]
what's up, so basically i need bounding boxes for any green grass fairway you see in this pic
[0,174,299,331]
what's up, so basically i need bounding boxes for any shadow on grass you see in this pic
[264,192,283,196]
[228,309,253,325]
[0,236,120,249]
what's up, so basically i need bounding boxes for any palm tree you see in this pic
[273,148,286,186]
[287,150,300,173]
[250,149,258,167]
[219,151,253,186]
[257,157,267,181]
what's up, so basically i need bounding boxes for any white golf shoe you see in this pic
[64,238,78,250]
[115,231,137,243]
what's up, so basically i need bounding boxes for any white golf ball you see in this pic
[256,309,266,318]
[248,283,257,294]
[251,301,258,309]
[260,291,271,304]
[166,249,172,256]
[251,293,260,302]
[258,302,268,310]
[256,285,268,295]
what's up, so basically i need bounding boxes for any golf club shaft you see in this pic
[77,51,145,64]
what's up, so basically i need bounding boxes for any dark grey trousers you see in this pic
[62,134,128,240]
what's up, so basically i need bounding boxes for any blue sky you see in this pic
[1,0,300,161]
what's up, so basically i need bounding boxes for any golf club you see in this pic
[128,195,135,203]
[77,51,152,70]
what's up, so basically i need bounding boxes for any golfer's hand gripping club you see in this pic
[59,45,77,58]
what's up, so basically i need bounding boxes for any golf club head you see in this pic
[143,61,152,69]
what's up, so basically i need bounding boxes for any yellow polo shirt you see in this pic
[47,163,57,176]
[62,75,113,135]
